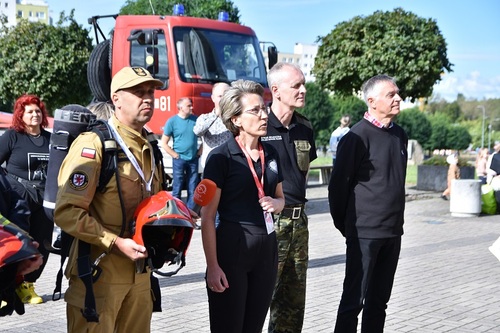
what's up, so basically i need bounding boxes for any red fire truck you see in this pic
[87,5,277,135]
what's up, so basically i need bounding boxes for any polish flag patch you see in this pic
[81,148,96,159]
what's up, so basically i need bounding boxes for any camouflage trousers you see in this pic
[268,211,309,333]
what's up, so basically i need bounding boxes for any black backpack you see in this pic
[51,119,169,322]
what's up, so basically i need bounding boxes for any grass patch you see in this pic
[309,156,418,186]
[406,164,417,186]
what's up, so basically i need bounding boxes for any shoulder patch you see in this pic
[69,172,89,190]
[81,147,96,159]
[268,159,279,174]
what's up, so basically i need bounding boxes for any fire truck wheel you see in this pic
[87,40,111,102]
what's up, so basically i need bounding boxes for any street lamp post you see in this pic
[477,105,486,148]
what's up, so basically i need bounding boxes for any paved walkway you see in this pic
[3,185,500,332]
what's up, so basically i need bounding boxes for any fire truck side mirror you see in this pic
[128,30,159,46]
[268,46,278,70]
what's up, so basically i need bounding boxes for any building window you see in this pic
[5,2,9,8]
[17,10,23,18]
[37,12,45,19]
[29,11,33,17]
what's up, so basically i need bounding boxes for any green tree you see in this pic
[426,114,449,150]
[426,99,461,122]
[446,125,471,150]
[298,82,335,150]
[120,0,240,23]
[330,95,366,128]
[397,107,432,147]
[0,12,93,113]
[313,8,452,101]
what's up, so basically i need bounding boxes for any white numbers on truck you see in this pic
[155,96,171,112]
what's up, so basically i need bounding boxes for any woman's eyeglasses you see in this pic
[244,107,269,117]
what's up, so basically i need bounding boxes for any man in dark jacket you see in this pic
[328,74,408,333]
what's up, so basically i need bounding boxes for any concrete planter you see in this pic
[449,179,482,217]
[416,165,475,191]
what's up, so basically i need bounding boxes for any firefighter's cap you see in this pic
[111,67,163,94]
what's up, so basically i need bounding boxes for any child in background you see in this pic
[441,153,460,200]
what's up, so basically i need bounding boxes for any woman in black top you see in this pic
[0,94,52,304]
[201,80,285,333]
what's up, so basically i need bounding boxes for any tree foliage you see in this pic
[298,82,335,149]
[426,100,461,122]
[447,125,471,151]
[313,8,453,101]
[426,114,449,150]
[331,95,366,127]
[397,107,432,147]
[299,84,368,150]
[0,12,93,113]
[120,0,240,23]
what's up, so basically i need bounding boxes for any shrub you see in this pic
[422,155,468,167]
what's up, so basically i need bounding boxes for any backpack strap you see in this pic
[146,131,171,191]
[77,241,99,322]
[89,120,119,193]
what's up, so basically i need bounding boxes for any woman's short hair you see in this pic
[11,94,49,133]
[219,80,264,135]
[87,101,115,121]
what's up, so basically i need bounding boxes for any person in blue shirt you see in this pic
[161,98,201,209]
[329,115,351,166]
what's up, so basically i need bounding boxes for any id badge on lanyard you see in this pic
[236,137,274,234]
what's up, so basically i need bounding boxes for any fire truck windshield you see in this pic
[173,27,268,86]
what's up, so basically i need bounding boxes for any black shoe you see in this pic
[52,233,62,249]
[440,195,448,201]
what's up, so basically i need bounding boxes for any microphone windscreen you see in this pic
[193,179,217,206]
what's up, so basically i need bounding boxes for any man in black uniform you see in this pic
[263,62,317,333]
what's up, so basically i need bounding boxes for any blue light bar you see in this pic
[218,11,229,22]
[173,4,185,16]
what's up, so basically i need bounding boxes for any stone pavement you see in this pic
[3,185,500,332]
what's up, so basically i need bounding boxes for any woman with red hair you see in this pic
[0,94,52,304]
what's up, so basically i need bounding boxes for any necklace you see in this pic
[28,133,41,138]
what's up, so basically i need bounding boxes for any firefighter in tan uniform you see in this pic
[54,67,164,333]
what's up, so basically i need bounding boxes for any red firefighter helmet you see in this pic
[132,191,196,276]
[0,218,40,269]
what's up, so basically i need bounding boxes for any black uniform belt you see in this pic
[280,204,304,220]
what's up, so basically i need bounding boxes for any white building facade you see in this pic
[0,0,48,26]
[0,0,17,27]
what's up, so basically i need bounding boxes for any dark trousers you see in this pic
[334,237,401,333]
[207,222,278,333]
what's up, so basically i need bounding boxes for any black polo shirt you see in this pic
[261,110,317,205]
[204,136,283,226]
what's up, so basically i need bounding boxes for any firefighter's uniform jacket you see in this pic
[54,115,162,333]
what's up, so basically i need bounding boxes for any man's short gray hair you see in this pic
[267,62,303,88]
[361,74,397,105]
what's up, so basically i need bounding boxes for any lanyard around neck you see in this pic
[108,118,155,192]
[236,136,265,199]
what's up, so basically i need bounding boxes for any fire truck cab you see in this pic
[87,6,277,135]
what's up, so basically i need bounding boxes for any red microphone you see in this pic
[193,179,217,215]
